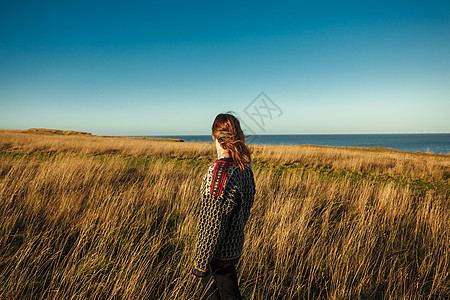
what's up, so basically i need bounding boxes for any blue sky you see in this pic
[0,0,449,135]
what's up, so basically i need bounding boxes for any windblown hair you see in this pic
[212,113,252,172]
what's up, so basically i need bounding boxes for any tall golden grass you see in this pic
[0,129,449,299]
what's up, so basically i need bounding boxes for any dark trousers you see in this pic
[200,263,242,300]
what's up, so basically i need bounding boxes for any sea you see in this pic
[144,134,450,155]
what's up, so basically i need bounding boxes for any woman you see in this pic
[192,113,256,299]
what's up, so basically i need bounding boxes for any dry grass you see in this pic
[1,129,449,183]
[0,130,449,299]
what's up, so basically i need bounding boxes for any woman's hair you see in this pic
[212,113,252,171]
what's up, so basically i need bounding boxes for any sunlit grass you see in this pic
[0,129,449,299]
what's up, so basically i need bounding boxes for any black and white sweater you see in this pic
[192,157,256,277]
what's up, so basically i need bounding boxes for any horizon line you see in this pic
[2,128,449,136]
[136,132,450,136]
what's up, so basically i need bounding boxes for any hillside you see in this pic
[0,130,449,299]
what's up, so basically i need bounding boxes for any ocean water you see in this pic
[145,134,450,154]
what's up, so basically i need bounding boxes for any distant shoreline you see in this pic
[1,129,449,154]
[138,133,450,154]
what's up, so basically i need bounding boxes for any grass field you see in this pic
[0,129,449,299]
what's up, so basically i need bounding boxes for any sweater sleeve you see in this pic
[192,162,238,277]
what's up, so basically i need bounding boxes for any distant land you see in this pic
[143,133,450,154]
[2,129,449,154]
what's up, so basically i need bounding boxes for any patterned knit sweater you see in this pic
[192,157,256,277]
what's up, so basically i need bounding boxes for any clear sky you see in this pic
[1,0,449,135]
